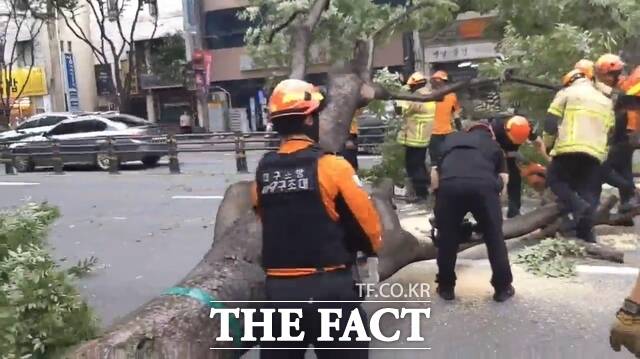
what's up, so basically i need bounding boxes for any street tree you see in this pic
[49,0,159,113]
[238,0,496,152]
[0,0,52,126]
[480,0,640,118]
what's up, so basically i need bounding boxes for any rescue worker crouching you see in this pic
[431,121,515,302]
[489,115,541,218]
[252,79,382,359]
[544,68,615,243]
[396,72,436,203]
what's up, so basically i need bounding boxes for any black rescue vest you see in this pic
[256,145,352,269]
[439,131,499,183]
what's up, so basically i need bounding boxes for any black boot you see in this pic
[493,285,515,302]
[437,285,455,301]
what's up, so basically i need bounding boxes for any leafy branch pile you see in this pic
[514,238,586,278]
[0,203,97,359]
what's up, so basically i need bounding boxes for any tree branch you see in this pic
[267,10,304,44]
[372,2,432,42]
[289,0,330,80]
[54,4,107,64]
[372,77,500,102]
[12,20,44,104]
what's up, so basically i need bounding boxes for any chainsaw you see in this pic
[428,216,484,247]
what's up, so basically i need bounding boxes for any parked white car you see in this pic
[0,112,79,142]
[10,115,167,172]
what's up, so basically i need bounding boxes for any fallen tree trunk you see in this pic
[69,183,264,358]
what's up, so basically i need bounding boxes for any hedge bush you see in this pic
[0,203,97,359]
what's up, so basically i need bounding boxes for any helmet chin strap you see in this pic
[302,113,320,143]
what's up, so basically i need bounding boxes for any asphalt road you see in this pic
[0,151,638,358]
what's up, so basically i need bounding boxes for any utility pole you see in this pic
[46,2,66,111]
[182,0,208,130]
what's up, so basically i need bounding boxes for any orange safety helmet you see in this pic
[574,59,594,80]
[431,70,449,81]
[619,66,640,96]
[407,72,427,86]
[521,163,546,191]
[595,53,625,75]
[562,69,586,87]
[268,79,324,121]
[505,115,531,145]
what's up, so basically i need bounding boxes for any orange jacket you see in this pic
[252,137,382,276]
[433,92,461,135]
[628,110,639,132]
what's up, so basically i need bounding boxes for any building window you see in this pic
[204,8,252,50]
[16,40,33,67]
[15,0,29,11]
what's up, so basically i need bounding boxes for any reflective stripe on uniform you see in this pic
[266,265,347,277]
[550,83,614,162]
[627,82,640,96]
[397,101,436,147]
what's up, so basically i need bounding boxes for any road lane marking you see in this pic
[576,265,639,276]
[459,259,640,276]
[172,195,223,200]
[0,181,40,186]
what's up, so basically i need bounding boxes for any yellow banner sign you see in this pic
[1,67,48,98]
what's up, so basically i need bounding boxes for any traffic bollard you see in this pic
[51,141,64,175]
[5,161,15,175]
[168,134,180,174]
[2,146,15,175]
[107,137,120,174]
[234,132,248,173]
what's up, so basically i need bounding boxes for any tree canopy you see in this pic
[239,0,640,121]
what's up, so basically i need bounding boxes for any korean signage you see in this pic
[94,64,114,96]
[63,53,80,111]
[193,49,213,97]
[424,41,498,63]
[0,67,48,98]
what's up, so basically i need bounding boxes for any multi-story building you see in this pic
[89,0,192,125]
[199,0,409,131]
[0,1,97,125]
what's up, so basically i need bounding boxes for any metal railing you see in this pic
[0,126,387,175]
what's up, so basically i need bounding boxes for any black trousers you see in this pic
[261,270,368,359]
[602,141,635,204]
[340,135,359,171]
[506,157,522,218]
[405,145,429,199]
[428,134,449,165]
[434,178,513,290]
[547,153,602,240]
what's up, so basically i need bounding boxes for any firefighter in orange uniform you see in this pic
[429,70,462,164]
[595,55,640,211]
[252,79,382,359]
